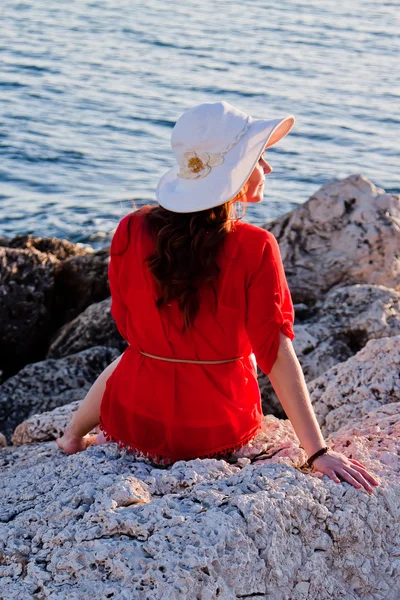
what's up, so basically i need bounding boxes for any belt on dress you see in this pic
[139,350,244,364]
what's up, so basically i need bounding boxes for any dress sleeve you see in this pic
[108,215,131,343]
[245,230,295,376]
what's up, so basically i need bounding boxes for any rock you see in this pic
[309,336,400,437]
[333,402,400,471]
[259,284,400,417]
[2,177,399,597]
[308,283,400,343]
[11,402,100,447]
[47,298,128,359]
[265,174,400,305]
[0,245,57,380]
[11,399,89,446]
[52,248,110,325]
[0,406,397,599]
[295,284,400,382]
[6,234,89,259]
[0,346,120,444]
[292,302,313,321]
[0,236,110,380]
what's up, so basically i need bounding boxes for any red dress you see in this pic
[99,207,295,465]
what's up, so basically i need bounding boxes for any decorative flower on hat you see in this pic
[177,151,224,180]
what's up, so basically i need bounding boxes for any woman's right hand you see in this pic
[311,449,380,493]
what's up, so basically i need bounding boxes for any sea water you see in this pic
[0,0,398,249]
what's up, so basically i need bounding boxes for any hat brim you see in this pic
[156,115,295,213]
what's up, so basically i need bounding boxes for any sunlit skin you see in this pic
[56,424,104,454]
[241,151,273,203]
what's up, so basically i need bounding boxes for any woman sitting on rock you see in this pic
[57,101,379,493]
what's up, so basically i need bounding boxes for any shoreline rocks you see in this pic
[0,174,399,599]
[266,174,400,305]
[308,335,400,437]
[0,239,110,381]
[0,346,120,443]
[46,297,128,359]
[1,173,399,445]
[0,401,398,599]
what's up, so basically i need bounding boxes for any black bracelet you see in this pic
[306,446,330,467]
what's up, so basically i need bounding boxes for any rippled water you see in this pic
[1,0,399,249]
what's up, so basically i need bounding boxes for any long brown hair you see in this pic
[113,185,249,333]
[145,195,248,332]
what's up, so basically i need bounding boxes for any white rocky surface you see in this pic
[11,399,98,447]
[0,405,397,600]
[308,336,400,437]
[293,284,400,382]
[266,174,400,305]
[2,337,400,598]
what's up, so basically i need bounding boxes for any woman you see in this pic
[57,101,379,493]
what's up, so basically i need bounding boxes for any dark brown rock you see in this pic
[47,298,128,359]
[6,234,88,260]
[0,246,57,380]
[51,248,110,327]
[0,235,111,380]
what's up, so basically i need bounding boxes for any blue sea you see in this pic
[1,0,399,249]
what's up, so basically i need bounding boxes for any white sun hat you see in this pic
[156,101,295,213]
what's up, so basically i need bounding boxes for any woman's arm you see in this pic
[267,332,380,493]
[268,332,326,457]
[62,353,123,439]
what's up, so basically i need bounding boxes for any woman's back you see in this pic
[99,207,295,465]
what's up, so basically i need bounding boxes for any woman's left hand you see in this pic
[56,431,96,454]
[311,449,380,493]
